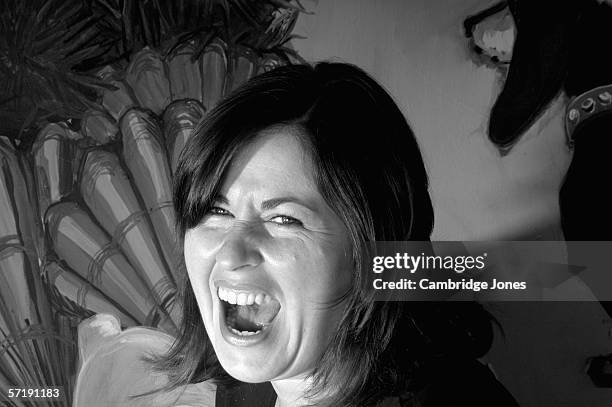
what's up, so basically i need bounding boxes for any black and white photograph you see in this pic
[1,1,612,406]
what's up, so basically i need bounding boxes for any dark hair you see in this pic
[486,0,612,314]
[488,1,612,235]
[559,0,612,242]
[157,62,493,406]
[557,1,612,319]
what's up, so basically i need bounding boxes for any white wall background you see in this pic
[294,0,570,241]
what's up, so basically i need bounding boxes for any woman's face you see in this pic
[183,127,352,382]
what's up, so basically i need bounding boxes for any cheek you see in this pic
[295,246,350,362]
[268,235,352,305]
[183,228,222,270]
[316,235,353,297]
[183,230,220,308]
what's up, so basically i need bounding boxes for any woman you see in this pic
[74,62,517,406]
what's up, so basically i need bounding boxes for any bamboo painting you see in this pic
[0,1,299,405]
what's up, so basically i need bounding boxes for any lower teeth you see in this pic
[225,303,269,335]
[230,327,261,336]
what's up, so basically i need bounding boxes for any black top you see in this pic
[215,381,276,407]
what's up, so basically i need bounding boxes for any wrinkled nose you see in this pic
[215,224,264,271]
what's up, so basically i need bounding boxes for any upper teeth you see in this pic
[218,286,271,306]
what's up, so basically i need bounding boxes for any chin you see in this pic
[216,350,279,383]
[226,369,270,383]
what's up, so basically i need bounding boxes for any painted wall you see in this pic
[294,0,570,241]
[294,1,612,406]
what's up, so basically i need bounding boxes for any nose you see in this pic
[215,224,264,271]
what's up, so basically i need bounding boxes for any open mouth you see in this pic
[218,286,281,336]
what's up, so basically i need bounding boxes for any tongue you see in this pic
[236,301,280,325]
[228,300,281,331]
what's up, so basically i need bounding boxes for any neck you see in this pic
[271,374,316,407]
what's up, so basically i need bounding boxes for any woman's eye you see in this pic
[269,215,303,226]
[209,206,232,216]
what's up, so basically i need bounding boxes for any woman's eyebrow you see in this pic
[213,194,229,205]
[260,197,316,212]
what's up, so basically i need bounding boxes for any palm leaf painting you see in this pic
[0,1,306,405]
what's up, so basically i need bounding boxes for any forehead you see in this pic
[220,126,317,198]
